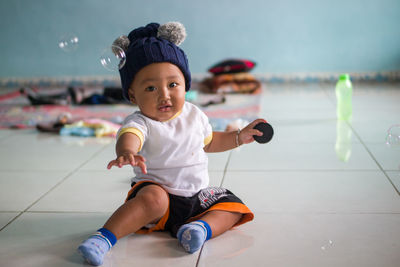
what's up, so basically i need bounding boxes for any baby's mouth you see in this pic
[158,104,172,112]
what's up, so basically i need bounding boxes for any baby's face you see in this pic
[128,62,186,122]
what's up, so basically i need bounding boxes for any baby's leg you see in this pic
[177,210,241,253]
[104,184,169,238]
[200,210,242,237]
[78,184,168,266]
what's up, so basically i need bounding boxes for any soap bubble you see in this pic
[321,240,333,251]
[100,45,126,72]
[58,33,79,52]
[386,125,400,146]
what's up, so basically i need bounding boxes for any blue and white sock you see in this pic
[177,220,212,253]
[77,228,117,266]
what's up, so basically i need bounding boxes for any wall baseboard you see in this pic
[1,71,399,88]
[252,71,400,83]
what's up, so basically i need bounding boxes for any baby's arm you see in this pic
[107,133,147,173]
[204,118,266,153]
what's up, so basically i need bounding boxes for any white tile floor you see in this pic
[0,82,399,266]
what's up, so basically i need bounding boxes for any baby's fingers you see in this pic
[115,155,132,168]
[107,158,126,169]
[117,156,125,168]
[137,161,148,174]
[248,118,267,128]
[127,154,136,166]
[250,129,263,136]
[134,155,147,173]
[107,160,117,169]
[107,154,146,170]
[134,155,146,163]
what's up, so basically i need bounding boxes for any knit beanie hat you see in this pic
[113,22,191,100]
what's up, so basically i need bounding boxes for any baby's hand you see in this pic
[107,153,147,174]
[238,119,267,145]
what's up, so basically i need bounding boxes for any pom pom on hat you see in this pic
[157,22,186,46]
[112,35,130,54]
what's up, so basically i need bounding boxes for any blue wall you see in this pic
[0,0,399,78]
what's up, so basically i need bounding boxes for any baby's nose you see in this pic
[158,87,170,99]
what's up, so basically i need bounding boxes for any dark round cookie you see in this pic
[253,122,274,144]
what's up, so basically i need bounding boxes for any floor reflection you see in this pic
[335,119,352,162]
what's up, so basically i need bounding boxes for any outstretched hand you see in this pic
[238,119,267,145]
[107,153,147,174]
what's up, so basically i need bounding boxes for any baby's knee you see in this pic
[137,185,168,215]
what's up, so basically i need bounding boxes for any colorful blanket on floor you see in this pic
[0,88,261,132]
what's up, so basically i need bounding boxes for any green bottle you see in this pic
[335,74,353,120]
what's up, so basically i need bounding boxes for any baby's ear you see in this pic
[128,89,136,104]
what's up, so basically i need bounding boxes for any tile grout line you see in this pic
[3,168,390,173]
[214,168,397,173]
[3,210,398,215]
[244,211,400,215]
[347,121,400,196]
[196,150,233,266]
[217,169,390,172]
[0,143,110,232]
[195,246,205,267]
[219,150,233,187]
[0,212,23,232]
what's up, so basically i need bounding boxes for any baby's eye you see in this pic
[169,82,177,88]
[145,86,156,92]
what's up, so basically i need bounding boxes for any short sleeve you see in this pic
[117,112,148,152]
[199,109,213,146]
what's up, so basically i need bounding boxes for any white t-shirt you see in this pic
[117,102,213,197]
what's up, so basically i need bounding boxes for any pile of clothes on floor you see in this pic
[21,86,128,106]
[36,113,122,138]
[199,59,261,94]
[20,87,127,137]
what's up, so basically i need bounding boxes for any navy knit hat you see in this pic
[113,22,191,100]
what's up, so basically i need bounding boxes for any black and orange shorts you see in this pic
[125,181,254,238]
